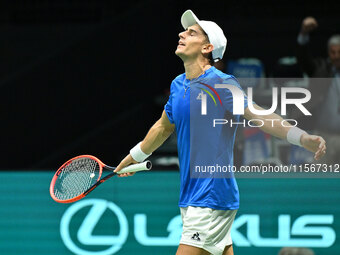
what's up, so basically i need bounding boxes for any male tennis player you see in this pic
[114,10,326,255]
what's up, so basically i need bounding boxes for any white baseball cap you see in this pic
[181,10,227,62]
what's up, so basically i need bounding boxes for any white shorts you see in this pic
[180,206,237,255]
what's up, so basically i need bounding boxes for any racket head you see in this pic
[50,155,104,203]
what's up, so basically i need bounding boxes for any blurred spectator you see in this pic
[278,247,314,255]
[295,16,340,164]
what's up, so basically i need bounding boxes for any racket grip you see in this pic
[116,160,152,174]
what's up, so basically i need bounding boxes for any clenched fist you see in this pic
[301,17,318,34]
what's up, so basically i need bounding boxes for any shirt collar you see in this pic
[185,66,215,82]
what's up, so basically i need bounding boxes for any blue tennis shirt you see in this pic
[165,66,248,210]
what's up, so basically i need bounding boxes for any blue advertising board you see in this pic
[0,171,339,255]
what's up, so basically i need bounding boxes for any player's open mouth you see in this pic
[178,41,185,46]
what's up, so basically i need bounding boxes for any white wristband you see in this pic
[287,127,307,147]
[130,142,152,162]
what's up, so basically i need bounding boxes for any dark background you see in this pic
[0,0,339,170]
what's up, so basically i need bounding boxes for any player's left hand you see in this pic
[300,134,326,160]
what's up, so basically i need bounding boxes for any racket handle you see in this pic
[116,160,152,174]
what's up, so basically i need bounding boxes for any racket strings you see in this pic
[53,158,100,200]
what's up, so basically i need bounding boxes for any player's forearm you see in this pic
[140,120,174,154]
[128,111,174,163]
[255,112,291,139]
[244,105,291,140]
[244,105,317,151]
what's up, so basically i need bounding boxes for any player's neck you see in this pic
[184,59,212,80]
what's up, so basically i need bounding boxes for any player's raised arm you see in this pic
[243,104,326,160]
[114,110,175,176]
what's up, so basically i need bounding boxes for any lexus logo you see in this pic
[60,199,335,254]
[60,199,128,255]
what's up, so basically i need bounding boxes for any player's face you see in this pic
[328,44,340,70]
[175,24,209,61]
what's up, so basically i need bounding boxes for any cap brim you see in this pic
[181,10,200,29]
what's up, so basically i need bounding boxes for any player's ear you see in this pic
[202,43,214,54]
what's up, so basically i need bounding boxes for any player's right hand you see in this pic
[114,154,138,177]
[301,17,318,34]
[300,134,326,160]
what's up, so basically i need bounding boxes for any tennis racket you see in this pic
[50,155,151,203]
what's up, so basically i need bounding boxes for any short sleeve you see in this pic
[219,76,248,114]
[164,85,174,124]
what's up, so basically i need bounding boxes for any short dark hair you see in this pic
[207,52,214,65]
